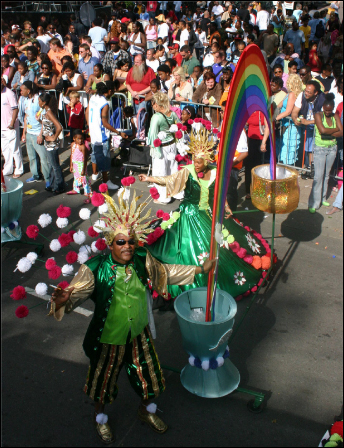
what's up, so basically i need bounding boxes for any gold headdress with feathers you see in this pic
[188,127,216,165]
[95,189,155,246]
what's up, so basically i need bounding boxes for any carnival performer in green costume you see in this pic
[49,189,216,444]
[139,125,272,300]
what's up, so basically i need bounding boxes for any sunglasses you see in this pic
[115,239,136,246]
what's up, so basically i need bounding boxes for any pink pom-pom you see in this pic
[176,122,183,129]
[175,154,183,162]
[237,248,247,259]
[11,286,27,301]
[181,125,187,132]
[95,238,107,251]
[258,279,263,286]
[243,291,251,297]
[229,242,240,253]
[178,165,184,171]
[162,213,170,221]
[154,227,164,238]
[194,118,201,123]
[99,183,108,193]
[235,295,244,301]
[68,230,76,238]
[206,125,212,131]
[153,138,162,148]
[88,226,98,238]
[217,132,222,139]
[58,233,72,248]
[152,290,159,299]
[15,305,29,319]
[45,258,57,270]
[58,281,70,289]
[262,272,267,278]
[48,265,62,280]
[156,210,164,218]
[244,255,253,264]
[244,226,251,231]
[121,178,130,187]
[127,176,136,185]
[26,225,40,240]
[146,233,157,245]
[166,293,172,301]
[66,251,78,264]
[197,172,204,178]
[91,192,105,207]
[175,130,183,139]
[188,119,194,125]
[251,286,258,293]
[56,204,71,218]
[261,255,271,270]
[213,128,219,134]
[149,187,160,200]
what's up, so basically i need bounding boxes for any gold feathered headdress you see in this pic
[187,127,216,165]
[94,189,155,246]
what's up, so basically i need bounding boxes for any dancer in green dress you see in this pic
[139,128,272,300]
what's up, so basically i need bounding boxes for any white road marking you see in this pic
[25,287,93,317]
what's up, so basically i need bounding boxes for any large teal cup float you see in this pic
[174,287,240,398]
[1,177,23,243]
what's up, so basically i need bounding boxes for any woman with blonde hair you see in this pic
[276,73,303,164]
[168,66,193,103]
[147,91,183,203]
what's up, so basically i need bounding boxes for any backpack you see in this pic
[315,20,325,39]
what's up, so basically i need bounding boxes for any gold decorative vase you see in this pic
[251,165,299,214]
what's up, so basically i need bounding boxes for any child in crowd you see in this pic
[122,106,137,140]
[67,129,92,203]
[65,91,85,143]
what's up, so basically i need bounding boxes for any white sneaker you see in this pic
[92,173,102,181]
[106,180,119,190]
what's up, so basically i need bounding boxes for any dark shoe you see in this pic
[45,186,53,192]
[53,189,65,195]
[94,413,115,444]
[137,408,168,434]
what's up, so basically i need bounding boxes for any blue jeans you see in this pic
[304,125,315,167]
[26,133,51,180]
[92,140,111,172]
[308,145,337,209]
[333,184,343,209]
[46,148,64,191]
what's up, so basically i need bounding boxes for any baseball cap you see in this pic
[121,17,130,23]
[168,43,180,50]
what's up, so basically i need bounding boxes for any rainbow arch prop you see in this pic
[206,44,276,322]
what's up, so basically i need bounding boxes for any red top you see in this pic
[336,102,343,118]
[126,67,156,104]
[307,49,322,73]
[166,10,178,23]
[247,111,265,140]
[173,53,183,67]
[66,102,85,129]
[146,1,158,12]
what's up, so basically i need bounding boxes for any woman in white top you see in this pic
[168,66,193,103]
[57,61,84,120]
[330,75,343,112]
[128,22,146,60]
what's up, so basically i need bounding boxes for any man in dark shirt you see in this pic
[67,24,79,54]
[237,3,250,23]
[315,64,335,93]
[70,14,86,36]
[200,11,211,33]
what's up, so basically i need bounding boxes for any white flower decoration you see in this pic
[247,237,261,254]
[77,252,89,264]
[234,271,246,286]
[157,131,167,140]
[49,239,62,252]
[93,220,106,233]
[37,213,52,228]
[79,208,91,220]
[117,187,130,201]
[35,283,48,296]
[169,124,178,133]
[91,241,101,253]
[56,217,69,228]
[197,252,209,266]
[62,264,74,276]
[15,257,32,273]
[98,203,108,214]
[73,230,86,245]
[26,252,38,264]
[79,245,91,254]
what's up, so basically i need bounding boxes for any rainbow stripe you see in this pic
[206,45,276,322]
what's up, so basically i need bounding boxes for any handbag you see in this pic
[128,143,152,165]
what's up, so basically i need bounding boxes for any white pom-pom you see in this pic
[13,221,19,227]
[50,239,62,252]
[216,356,224,367]
[95,413,108,425]
[169,124,178,133]
[98,203,108,214]
[79,208,91,220]
[26,252,38,264]
[16,257,32,273]
[56,217,69,228]
[78,252,89,264]
[117,187,130,201]
[146,403,157,414]
[93,220,106,233]
[188,355,195,366]
[37,213,52,228]
[62,264,74,275]
[35,282,48,296]
[157,131,167,140]
[201,360,210,371]
[91,241,101,253]
[79,245,91,253]
[226,345,229,352]
[73,230,86,245]
[1,226,5,233]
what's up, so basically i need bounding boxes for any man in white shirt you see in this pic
[212,1,224,28]
[146,48,160,73]
[156,14,169,51]
[179,20,189,47]
[36,26,52,53]
[256,7,270,32]
[88,18,108,58]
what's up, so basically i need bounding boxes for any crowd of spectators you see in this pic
[1,1,343,212]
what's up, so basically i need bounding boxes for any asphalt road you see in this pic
[2,139,343,447]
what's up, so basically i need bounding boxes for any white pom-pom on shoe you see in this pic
[95,413,108,425]
[146,403,157,414]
